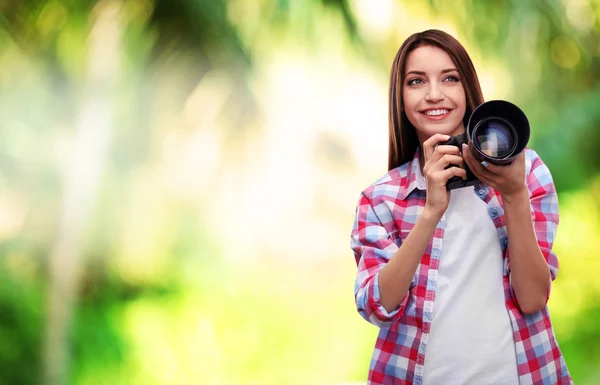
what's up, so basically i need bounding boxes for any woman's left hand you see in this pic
[462,143,527,199]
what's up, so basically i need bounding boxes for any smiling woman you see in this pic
[350,29,573,385]
[387,31,485,172]
[402,45,467,145]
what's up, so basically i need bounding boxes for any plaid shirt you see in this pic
[351,148,572,385]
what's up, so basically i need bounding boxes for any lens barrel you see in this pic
[466,100,529,165]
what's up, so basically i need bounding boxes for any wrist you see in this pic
[502,186,529,205]
[422,204,444,223]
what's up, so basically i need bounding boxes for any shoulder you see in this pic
[360,161,412,200]
[525,147,550,176]
[524,147,545,172]
[523,148,557,195]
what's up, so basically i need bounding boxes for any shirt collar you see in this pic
[400,147,427,200]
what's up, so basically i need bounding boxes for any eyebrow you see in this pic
[405,68,459,76]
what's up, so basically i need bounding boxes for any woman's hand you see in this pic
[422,134,467,218]
[462,144,527,201]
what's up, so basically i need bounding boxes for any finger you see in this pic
[437,154,464,169]
[462,144,496,179]
[423,134,451,160]
[425,155,464,178]
[477,158,503,175]
[505,151,526,171]
[515,151,526,165]
[429,164,468,186]
[426,144,461,169]
[439,165,468,182]
[434,145,461,156]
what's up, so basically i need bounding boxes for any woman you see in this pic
[350,29,572,385]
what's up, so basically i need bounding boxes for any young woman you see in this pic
[350,30,572,385]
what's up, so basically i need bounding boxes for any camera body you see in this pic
[438,131,479,190]
[438,100,530,191]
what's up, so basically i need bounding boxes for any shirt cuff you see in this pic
[368,272,403,321]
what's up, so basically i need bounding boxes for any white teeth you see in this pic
[424,109,449,116]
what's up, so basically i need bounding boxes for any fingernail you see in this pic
[462,144,468,150]
[481,161,489,168]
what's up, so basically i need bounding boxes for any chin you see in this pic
[421,125,460,138]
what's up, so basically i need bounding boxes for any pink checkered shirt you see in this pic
[351,148,572,385]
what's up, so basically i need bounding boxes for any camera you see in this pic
[439,100,530,190]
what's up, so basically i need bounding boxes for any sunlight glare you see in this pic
[353,0,396,40]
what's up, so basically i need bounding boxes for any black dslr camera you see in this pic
[439,100,530,190]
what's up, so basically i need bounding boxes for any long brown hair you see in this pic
[388,29,485,170]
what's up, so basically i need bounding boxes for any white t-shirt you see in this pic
[422,187,519,385]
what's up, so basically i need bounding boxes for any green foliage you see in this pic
[0,258,43,385]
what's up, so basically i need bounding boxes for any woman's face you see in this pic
[402,45,467,144]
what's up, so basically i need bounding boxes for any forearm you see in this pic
[378,208,441,312]
[503,188,551,314]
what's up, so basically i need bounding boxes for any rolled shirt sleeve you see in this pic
[508,149,560,308]
[351,192,408,328]
[526,151,560,281]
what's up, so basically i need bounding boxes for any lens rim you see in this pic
[472,117,518,160]
[466,100,530,165]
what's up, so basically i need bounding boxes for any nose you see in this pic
[425,84,444,102]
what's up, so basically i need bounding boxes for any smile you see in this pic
[424,109,449,116]
[420,109,452,120]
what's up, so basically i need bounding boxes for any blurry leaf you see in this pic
[0,260,43,385]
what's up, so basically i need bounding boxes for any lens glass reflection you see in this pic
[474,119,514,158]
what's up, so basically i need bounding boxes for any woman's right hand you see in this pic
[421,134,467,218]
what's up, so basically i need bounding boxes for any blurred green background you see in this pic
[0,0,599,384]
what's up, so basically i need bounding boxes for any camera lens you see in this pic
[472,118,517,159]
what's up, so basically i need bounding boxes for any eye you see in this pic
[443,75,460,82]
[407,78,424,86]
